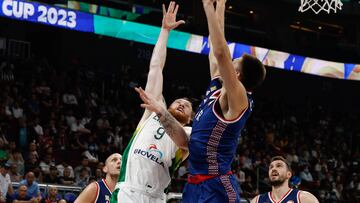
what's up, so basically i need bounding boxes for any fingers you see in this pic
[173,20,185,28]
[134,87,149,103]
[174,4,179,15]
[140,104,149,109]
[162,4,166,16]
[170,2,176,13]
[167,1,174,14]
[167,1,180,14]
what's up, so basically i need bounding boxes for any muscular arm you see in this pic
[74,182,97,203]
[299,191,319,203]
[208,0,226,78]
[138,2,185,125]
[157,108,189,150]
[203,0,247,119]
[144,28,169,101]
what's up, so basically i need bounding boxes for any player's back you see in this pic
[257,189,300,203]
[94,179,112,203]
[188,77,253,175]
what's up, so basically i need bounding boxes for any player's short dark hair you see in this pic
[270,156,292,172]
[238,54,266,91]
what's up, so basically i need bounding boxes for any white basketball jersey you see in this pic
[120,112,190,195]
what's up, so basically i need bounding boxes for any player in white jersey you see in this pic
[111,2,193,203]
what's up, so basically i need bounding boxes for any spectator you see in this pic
[75,168,89,188]
[59,167,75,186]
[6,150,24,177]
[19,172,42,202]
[9,184,37,203]
[42,186,61,203]
[8,163,22,182]
[56,161,74,178]
[43,166,60,184]
[300,165,314,183]
[0,163,14,203]
[0,138,8,162]
[39,154,55,175]
[73,157,91,180]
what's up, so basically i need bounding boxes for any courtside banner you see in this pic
[0,0,94,32]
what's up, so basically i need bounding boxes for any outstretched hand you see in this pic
[203,0,216,5]
[135,87,165,115]
[162,1,185,30]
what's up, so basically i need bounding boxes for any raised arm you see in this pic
[203,0,248,119]
[139,2,185,124]
[208,0,226,78]
[144,1,185,100]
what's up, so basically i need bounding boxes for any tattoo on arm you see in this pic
[157,110,188,144]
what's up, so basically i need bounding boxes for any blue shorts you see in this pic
[183,174,240,203]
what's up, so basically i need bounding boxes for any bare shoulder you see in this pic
[250,195,259,203]
[74,182,98,203]
[299,191,319,203]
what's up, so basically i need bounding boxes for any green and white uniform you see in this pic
[111,112,190,203]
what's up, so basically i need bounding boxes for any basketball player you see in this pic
[182,0,266,201]
[74,153,122,203]
[110,2,192,203]
[251,156,319,203]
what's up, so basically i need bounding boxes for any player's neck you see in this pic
[105,175,118,192]
[271,184,291,201]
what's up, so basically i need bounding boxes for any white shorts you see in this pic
[116,183,166,203]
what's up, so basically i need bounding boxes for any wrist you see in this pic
[202,1,214,7]
[160,27,171,33]
[156,108,167,121]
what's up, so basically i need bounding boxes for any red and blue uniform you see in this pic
[183,77,253,203]
[256,188,301,203]
[94,179,112,203]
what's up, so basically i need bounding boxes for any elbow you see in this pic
[213,47,228,60]
[179,140,189,150]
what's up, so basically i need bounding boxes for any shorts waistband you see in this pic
[116,182,165,199]
[187,171,232,184]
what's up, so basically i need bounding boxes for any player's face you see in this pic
[103,153,122,176]
[268,160,291,186]
[168,99,192,125]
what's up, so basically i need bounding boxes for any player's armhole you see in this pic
[256,195,260,203]
[211,75,221,80]
[212,95,248,124]
[93,182,100,203]
[297,191,301,203]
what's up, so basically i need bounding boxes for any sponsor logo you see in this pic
[133,144,164,167]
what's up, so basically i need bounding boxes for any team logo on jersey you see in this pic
[148,144,163,159]
[210,86,217,92]
[133,144,165,167]
[286,201,294,203]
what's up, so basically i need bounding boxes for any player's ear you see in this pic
[103,166,108,173]
[287,171,292,178]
